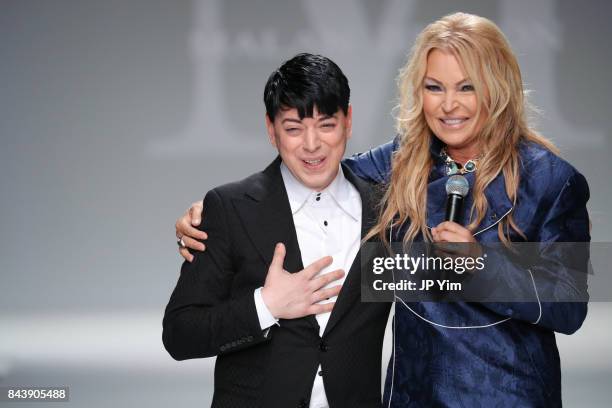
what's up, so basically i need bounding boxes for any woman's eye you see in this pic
[425,84,442,92]
[460,84,475,92]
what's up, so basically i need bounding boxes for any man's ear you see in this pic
[345,105,353,140]
[265,114,277,147]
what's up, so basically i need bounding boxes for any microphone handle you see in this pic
[445,194,464,224]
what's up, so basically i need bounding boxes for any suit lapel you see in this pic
[323,164,379,337]
[232,157,319,330]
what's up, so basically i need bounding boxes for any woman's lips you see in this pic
[439,117,469,129]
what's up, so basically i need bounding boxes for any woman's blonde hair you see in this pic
[367,12,558,246]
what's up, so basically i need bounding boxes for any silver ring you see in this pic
[177,236,186,248]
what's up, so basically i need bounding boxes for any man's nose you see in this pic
[303,129,321,152]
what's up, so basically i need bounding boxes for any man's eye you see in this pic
[285,128,300,133]
[321,123,336,129]
[425,84,442,92]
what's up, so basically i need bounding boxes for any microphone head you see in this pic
[445,175,469,197]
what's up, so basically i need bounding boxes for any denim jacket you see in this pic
[345,137,590,407]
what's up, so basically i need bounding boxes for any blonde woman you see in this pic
[176,13,589,406]
[362,13,589,407]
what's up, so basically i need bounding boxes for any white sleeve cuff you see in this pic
[254,287,279,330]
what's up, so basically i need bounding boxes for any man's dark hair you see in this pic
[263,53,350,120]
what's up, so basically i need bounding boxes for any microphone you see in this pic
[445,175,469,225]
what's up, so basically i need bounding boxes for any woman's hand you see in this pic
[431,221,476,243]
[175,200,207,262]
[431,222,482,266]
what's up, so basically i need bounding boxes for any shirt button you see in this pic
[318,370,323,376]
[323,220,328,226]
[319,342,328,352]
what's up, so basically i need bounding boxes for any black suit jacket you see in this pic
[163,158,390,408]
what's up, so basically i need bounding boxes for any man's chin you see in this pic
[301,175,333,191]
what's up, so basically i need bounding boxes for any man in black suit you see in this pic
[163,53,390,408]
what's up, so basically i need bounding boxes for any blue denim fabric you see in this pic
[344,138,590,407]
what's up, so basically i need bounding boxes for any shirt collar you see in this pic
[280,162,360,221]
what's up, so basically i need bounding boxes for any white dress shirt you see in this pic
[253,163,362,408]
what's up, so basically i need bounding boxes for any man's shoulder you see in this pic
[209,172,264,198]
[204,159,281,204]
[342,162,381,201]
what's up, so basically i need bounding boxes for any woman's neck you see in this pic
[446,146,480,164]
